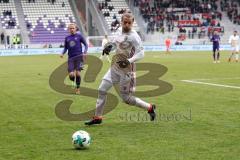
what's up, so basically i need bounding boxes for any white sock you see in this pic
[135,97,150,110]
[95,80,112,116]
[236,54,239,60]
[229,53,234,59]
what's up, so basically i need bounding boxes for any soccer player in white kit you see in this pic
[228,31,239,62]
[85,12,156,125]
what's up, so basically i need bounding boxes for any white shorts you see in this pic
[232,46,239,52]
[103,67,136,93]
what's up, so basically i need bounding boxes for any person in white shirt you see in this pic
[228,31,239,62]
[100,35,111,62]
[85,11,156,125]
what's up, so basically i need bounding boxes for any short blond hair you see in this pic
[121,11,134,22]
[68,23,77,28]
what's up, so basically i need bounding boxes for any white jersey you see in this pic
[103,29,144,87]
[229,35,240,47]
[111,29,144,73]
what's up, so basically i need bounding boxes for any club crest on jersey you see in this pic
[69,40,76,47]
[119,36,132,50]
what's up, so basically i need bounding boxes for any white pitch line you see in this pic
[181,80,240,89]
[190,77,240,81]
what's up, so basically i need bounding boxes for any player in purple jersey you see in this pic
[210,31,221,63]
[60,23,88,94]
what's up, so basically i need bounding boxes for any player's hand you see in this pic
[60,54,64,58]
[103,45,112,55]
[103,42,116,55]
[117,59,130,68]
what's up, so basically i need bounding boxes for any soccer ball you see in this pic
[72,130,91,149]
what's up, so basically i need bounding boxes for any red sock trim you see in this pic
[94,116,103,120]
[148,105,152,112]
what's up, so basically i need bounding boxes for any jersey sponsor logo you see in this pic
[119,36,133,50]
[119,40,132,50]
[69,40,76,47]
[115,36,133,58]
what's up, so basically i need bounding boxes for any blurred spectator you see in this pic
[104,1,108,7]
[108,5,114,11]
[103,11,110,17]
[3,10,12,16]
[175,41,182,45]
[113,13,116,19]
[111,19,120,31]
[26,22,31,29]
[8,20,15,27]
[1,32,5,44]
[6,35,10,45]
[118,8,126,14]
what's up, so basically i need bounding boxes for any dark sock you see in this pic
[217,52,220,60]
[76,75,81,88]
[213,52,216,60]
[69,75,75,82]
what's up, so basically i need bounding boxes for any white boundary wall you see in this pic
[0,45,233,56]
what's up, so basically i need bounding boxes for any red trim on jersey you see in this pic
[129,47,135,58]
[128,47,136,93]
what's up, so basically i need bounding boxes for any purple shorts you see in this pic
[213,45,220,52]
[68,55,83,72]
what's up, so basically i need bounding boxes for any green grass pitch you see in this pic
[0,51,239,160]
